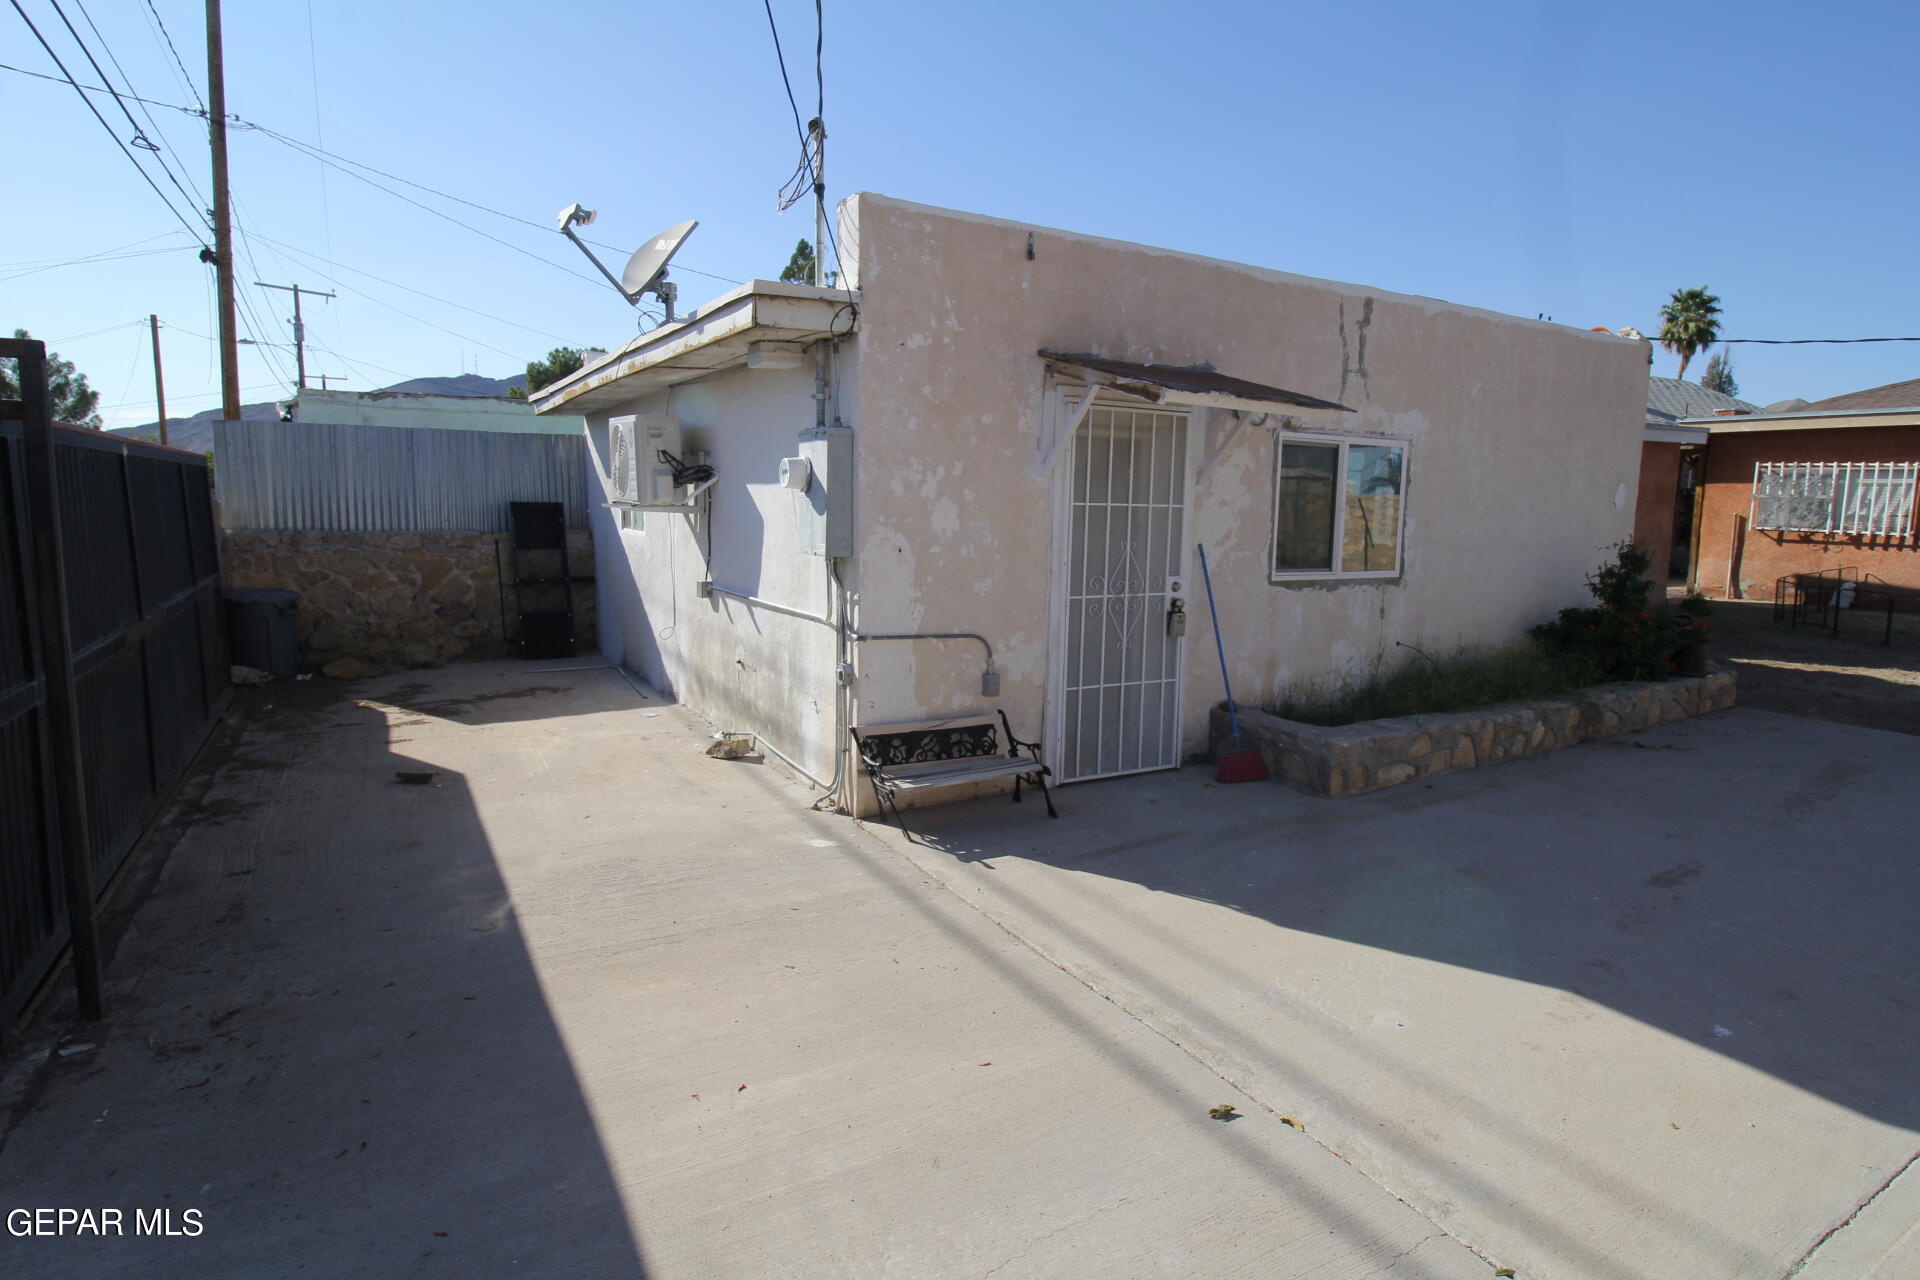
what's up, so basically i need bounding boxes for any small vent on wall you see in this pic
[610,420,638,502]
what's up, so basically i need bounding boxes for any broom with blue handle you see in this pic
[1198,543,1269,783]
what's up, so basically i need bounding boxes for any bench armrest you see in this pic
[996,709,1044,759]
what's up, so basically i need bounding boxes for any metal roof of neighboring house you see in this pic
[1645,376,1759,427]
[1039,351,1352,416]
[1795,377,1920,413]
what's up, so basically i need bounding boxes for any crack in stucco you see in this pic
[1783,1148,1920,1277]
[1355,296,1375,397]
[1338,300,1350,402]
[1337,297,1374,404]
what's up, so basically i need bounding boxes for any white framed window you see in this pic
[1751,461,1917,538]
[1271,432,1407,579]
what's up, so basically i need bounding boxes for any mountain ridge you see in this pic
[111,372,530,452]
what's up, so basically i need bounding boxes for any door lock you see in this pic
[1166,598,1187,638]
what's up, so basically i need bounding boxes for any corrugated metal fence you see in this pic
[213,420,590,531]
[1,422,225,1031]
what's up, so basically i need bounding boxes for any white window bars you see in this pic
[1751,461,1918,538]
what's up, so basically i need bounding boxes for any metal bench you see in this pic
[851,710,1057,832]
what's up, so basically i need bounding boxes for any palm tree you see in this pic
[1658,287,1723,380]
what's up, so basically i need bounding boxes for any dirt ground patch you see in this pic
[1703,598,1920,735]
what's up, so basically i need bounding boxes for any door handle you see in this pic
[1166,598,1187,637]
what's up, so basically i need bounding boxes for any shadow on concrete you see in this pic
[0,681,647,1276]
[356,662,665,728]
[900,732,1920,1131]
[875,715,1920,1276]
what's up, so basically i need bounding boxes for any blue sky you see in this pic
[4,0,1914,430]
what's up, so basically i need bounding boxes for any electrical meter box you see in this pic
[797,424,852,557]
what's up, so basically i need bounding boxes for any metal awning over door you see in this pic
[1040,351,1354,416]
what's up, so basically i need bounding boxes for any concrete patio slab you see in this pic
[2,661,1492,1279]
[867,708,1920,1280]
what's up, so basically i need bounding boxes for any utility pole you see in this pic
[253,282,335,390]
[809,117,827,287]
[148,315,168,446]
[205,0,240,422]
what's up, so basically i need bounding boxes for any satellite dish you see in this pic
[554,206,697,324]
[621,219,698,299]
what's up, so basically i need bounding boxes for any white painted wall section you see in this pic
[581,362,839,782]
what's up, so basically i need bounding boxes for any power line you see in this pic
[3,3,206,239]
[140,0,203,113]
[762,0,810,157]
[0,229,184,269]
[306,341,409,381]
[0,57,206,117]
[761,0,843,284]
[247,126,613,291]
[3,242,189,272]
[104,381,282,414]
[47,0,211,230]
[45,318,146,345]
[1,58,747,288]
[0,242,191,283]
[241,121,748,282]
[228,203,299,389]
[1720,337,1920,345]
[231,233,529,362]
[813,0,843,283]
[246,228,585,345]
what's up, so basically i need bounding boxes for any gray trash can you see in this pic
[225,588,301,679]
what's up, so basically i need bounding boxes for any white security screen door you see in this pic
[1060,406,1188,782]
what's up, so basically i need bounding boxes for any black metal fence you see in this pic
[2,349,226,1032]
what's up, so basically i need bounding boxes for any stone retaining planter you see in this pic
[1210,670,1737,798]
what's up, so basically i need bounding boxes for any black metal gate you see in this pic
[1,350,226,1031]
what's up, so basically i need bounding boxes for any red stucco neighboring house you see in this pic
[1689,376,1920,600]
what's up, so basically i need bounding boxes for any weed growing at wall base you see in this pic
[1271,544,1714,727]
[1272,643,1599,727]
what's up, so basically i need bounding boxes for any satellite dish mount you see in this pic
[555,205,698,325]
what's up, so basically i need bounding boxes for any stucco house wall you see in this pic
[840,195,1647,765]
[1695,423,1920,598]
[580,362,841,781]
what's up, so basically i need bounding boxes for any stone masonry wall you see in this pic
[219,529,594,673]
[1212,671,1737,798]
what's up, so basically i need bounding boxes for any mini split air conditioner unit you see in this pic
[609,414,704,507]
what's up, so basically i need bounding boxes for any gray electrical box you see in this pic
[798,424,853,557]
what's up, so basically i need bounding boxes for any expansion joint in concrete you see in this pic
[864,826,1494,1274]
[1783,1148,1920,1277]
